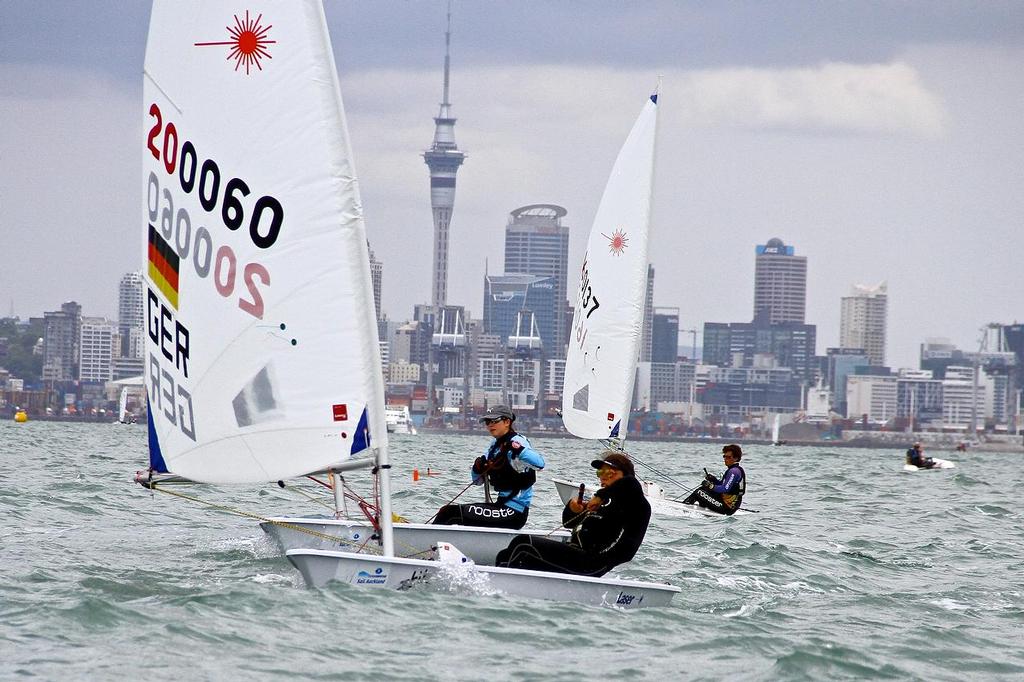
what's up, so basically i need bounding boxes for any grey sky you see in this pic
[1,1,1022,368]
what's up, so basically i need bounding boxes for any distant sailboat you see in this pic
[550,89,745,519]
[771,414,781,446]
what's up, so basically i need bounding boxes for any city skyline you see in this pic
[1,2,1022,369]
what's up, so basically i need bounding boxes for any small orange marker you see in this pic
[412,468,420,481]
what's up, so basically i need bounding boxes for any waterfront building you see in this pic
[702,313,817,383]
[78,317,119,383]
[846,374,898,424]
[482,273,556,350]
[368,241,383,324]
[895,369,943,427]
[941,365,991,431]
[640,265,654,362]
[699,363,803,422]
[840,282,888,366]
[651,307,680,364]
[825,347,870,417]
[422,9,466,309]
[42,301,81,382]
[118,271,144,359]
[753,237,807,324]
[503,204,570,353]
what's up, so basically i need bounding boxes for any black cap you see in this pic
[589,452,635,478]
[480,405,515,422]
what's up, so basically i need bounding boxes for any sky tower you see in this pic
[423,5,466,310]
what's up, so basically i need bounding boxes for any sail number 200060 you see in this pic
[146,102,279,320]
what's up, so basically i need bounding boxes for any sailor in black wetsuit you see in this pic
[495,452,651,576]
[432,405,544,530]
[906,442,935,469]
[682,443,746,515]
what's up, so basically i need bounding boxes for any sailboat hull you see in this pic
[285,548,680,609]
[552,478,751,518]
[902,457,955,472]
[261,517,570,565]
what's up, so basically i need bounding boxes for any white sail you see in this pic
[771,414,781,444]
[141,1,387,484]
[562,94,659,440]
[118,387,129,423]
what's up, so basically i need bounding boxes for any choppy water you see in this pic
[2,421,1023,681]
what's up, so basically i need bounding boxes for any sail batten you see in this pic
[142,1,387,484]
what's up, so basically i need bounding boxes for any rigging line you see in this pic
[281,483,335,511]
[422,477,479,524]
[149,484,373,552]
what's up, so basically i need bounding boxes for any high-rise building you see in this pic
[422,8,466,310]
[503,204,570,353]
[368,241,383,324]
[79,317,119,382]
[840,282,887,366]
[640,265,654,362]
[651,307,680,364]
[753,238,807,324]
[42,301,81,381]
[703,315,817,383]
[482,273,556,350]
[118,271,144,359]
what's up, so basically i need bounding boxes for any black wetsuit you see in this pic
[683,463,745,515]
[495,476,652,576]
[906,448,935,469]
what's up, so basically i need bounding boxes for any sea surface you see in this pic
[2,422,1023,681]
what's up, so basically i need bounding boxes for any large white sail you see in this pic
[562,93,659,440]
[141,1,387,484]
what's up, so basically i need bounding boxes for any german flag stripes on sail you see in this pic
[148,225,180,309]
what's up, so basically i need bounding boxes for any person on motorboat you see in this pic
[495,451,651,576]
[432,405,544,530]
[681,443,746,515]
[906,442,935,469]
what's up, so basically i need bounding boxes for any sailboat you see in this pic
[549,88,746,519]
[285,91,679,607]
[771,414,781,446]
[137,1,673,606]
[117,387,133,424]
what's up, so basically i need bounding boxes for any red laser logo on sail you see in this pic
[195,11,276,75]
[603,229,629,256]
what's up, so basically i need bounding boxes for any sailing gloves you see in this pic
[473,456,488,474]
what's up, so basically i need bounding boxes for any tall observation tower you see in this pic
[423,6,466,310]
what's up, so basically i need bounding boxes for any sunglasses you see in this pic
[597,465,619,474]
[482,417,506,425]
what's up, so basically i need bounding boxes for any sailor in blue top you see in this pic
[906,442,936,469]
[682,443,746,515]
[432,405,545,530]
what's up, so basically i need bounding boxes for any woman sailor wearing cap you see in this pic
[495,451,651,576]
[431,405,545,530]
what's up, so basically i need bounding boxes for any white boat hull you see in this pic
[902,457,955,472]
[285,547,679,609]
[261,517,570,565]
[552,478,750,518]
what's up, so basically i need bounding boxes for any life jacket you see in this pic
[485,432,536,502]
[721,464,745,511]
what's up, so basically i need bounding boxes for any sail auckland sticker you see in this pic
[354,567,388,585]
[144,12,284,444]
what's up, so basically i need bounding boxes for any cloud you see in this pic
[679,61,947,137]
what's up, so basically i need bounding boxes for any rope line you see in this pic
[149,484,428,558]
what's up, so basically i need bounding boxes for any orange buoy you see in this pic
[412,468,420,481]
